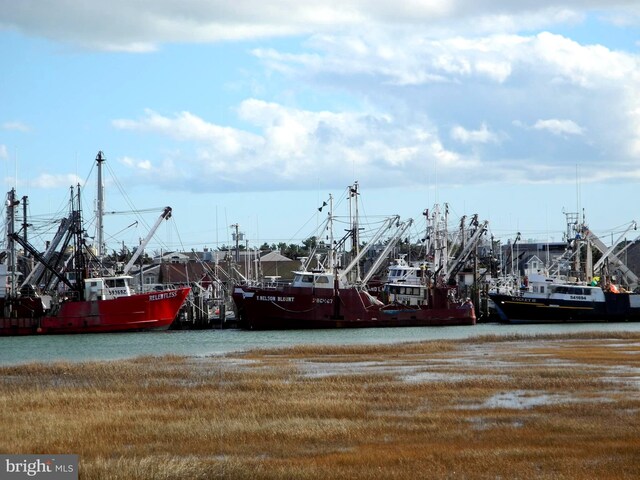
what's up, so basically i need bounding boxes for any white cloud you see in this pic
[532,32,634,88]
[0,145,7,160]
[119,156,152,170]
[250,29,640,185]
[5,1,638,192]
[533,119,585,136]
[256,33,523,86]
[30,173,83,189]
[113,109,264,156]
[0,1,638,51]
[1,121,30,132]
[451,123,499,144]
[112,101,480,191]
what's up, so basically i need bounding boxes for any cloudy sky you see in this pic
[1,1,640,253]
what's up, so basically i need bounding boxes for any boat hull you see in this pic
[489,291,640,324]
[233,285,475,330]
[0,287,191,335]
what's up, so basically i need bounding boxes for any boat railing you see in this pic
[237,278,291,289]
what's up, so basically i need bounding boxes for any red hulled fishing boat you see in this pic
[232,183,476,329]
[0,152,190,336]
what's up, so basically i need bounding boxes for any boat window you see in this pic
[567,287,584,295]
[105,278,128,289]
[302,275,314,283]
[315,276,329,284]
[540,286,544,293]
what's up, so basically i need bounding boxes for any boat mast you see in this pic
[349,182,361,281]
[327,194,335,271]
[95,151,106,259]
[6,189,19,298]
[72,184,86,298]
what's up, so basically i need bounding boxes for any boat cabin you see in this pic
[384,283,428,306]
[291,271,335,289]
[520,274,606,302]
[386,258,429,286]
[84,276,134,301]
[547,284,605,302]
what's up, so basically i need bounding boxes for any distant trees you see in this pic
[217,236,320,260]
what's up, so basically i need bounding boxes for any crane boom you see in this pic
[361,218,414,285]
[446,219,488,283]
[582,223,639,288]
[338,215,399,283]
[122,207,172,274]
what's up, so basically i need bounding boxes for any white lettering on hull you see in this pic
[313,298,333,304]
[150,291,178,301]
[257,295,296,302]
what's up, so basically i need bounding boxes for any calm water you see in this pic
[2,322,640,365]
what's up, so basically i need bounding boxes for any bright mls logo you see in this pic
[0,455,77,480]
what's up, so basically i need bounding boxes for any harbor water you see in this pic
[3,322,640,365]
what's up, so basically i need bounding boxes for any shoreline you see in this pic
[4,322,640,366]
[2,332,640,479]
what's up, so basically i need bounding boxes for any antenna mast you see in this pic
[96,151,106,258]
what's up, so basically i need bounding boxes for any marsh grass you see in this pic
[2,332,640,478]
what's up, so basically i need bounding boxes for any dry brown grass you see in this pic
[2,332,640,479]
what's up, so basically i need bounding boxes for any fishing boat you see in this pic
[232,183,476,329]
[489,214,640,323]
[489,273,640,323]
[0,152,190,336]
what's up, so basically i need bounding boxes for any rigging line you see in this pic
[285,209,331,246]
[77,160,96,201]
[105,221,139,242]
[170,218,186,255]
[103,160,154,232]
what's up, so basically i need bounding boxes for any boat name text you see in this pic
[511,297,538,303]
[150,291,178,301]
[257,295,294,302]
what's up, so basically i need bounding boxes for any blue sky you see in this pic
[1,1,640,255]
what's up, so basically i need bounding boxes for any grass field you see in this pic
[2,332,640,479]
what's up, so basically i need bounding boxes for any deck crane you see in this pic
[360,218,414,286]
[582,221,639,289]
[446,216,488,284]
[122,206,173,275]
[338,215,400,285]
